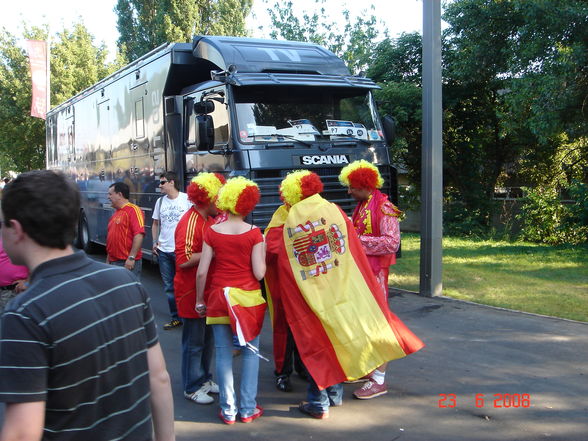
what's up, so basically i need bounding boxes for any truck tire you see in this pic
[76,214,96,253]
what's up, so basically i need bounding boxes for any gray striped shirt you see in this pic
[0,251,158,440]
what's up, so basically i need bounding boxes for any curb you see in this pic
[388,287,588,326]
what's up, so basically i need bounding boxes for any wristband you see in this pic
[127,256,136,261]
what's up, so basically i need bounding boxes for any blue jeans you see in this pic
[182,317,213,394]
[157,250,179,321]
[110,259,142,281]
[212,324,260,419]
[306,377,343,413]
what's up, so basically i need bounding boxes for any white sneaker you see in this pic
[204,380,220,394]
[184,385,214,404]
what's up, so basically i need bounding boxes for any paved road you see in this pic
[2,254,587,440]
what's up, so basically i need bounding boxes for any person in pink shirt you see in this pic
[0,236,28,311]
[339,160,402,400]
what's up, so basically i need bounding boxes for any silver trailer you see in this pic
[46,36,396,254]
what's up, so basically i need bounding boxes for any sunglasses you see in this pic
[159,180,168,185]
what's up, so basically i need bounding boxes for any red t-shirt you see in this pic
[204,227,263,320]
[173,208,214,318]
[106,203,145,261]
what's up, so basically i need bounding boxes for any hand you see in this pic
[195,303,207,317]
[124,258,135,271]
[14,279,28,293]
[152,242,159,256]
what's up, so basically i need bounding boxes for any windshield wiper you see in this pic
[253,133,313,147]
[332,137,373,147]
[268,133,314,147]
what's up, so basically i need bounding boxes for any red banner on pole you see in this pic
[25,40,48,120]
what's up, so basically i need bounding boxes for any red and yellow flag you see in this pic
[265,194,424,389]
[224,287,266,345]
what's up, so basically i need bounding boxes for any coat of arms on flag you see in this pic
[288,217,346,280]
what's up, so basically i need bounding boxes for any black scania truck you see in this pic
[46,36,396,254]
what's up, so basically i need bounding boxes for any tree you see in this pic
[444,0,588,189]
[115,0,253,61]
[51,24,115,105]
[260,0,381,74]
[0,22,119,172]
[0,26,47,171]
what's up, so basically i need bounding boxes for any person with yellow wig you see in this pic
[174,172,225,406]
[196,176,266,424]
[265,171,324,394]
[339,159,403,400]
[265,170,424,419]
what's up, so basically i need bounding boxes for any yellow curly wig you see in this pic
[279,170,324,206]
[338,159,384,189]
[216,176,260,216]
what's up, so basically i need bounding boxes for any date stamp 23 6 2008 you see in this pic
[438,393,532,409]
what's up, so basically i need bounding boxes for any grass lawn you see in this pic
[389,233,588,322]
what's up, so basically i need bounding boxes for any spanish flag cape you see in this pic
[264,194,424,390]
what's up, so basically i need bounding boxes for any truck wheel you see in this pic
[77,214,96,253]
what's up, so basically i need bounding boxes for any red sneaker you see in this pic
[298,402,329,419]
[353,380,388,400]
[240,405,263,423]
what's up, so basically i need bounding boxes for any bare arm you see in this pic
[147,343,175,441]
[125,233,145,270]
[151,219,160,255]
[0,401,45,441]
[178,252,202,269]
[195,242,213,316]
[251,240,266,281]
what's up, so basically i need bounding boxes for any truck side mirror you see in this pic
[194,100,215,114]
[195,115,214,151]
[382,115,396,146]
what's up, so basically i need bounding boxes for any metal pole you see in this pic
[420,0,443,297]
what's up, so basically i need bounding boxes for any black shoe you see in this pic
[298,402,329,419]
[276,375,292,392]
[163,319,182,330]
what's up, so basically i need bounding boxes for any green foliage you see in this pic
[0,26,48,171]
[368,34,422,189]
[444,0,588,189]
[443,188,490,237]
[51,24,115,105]
[368,33,421,84]
[517,183,588,245]
[0,22,119,172]
[365,0,588,242]
[115,0,253,61]
[568,180,588,226]
[260,0,381,74]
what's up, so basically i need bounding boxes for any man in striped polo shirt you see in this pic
[0,170,175,441]
[107,182,145,279]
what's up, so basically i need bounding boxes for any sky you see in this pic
[0,0,425,60]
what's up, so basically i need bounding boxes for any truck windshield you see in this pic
[233,85,384,144]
